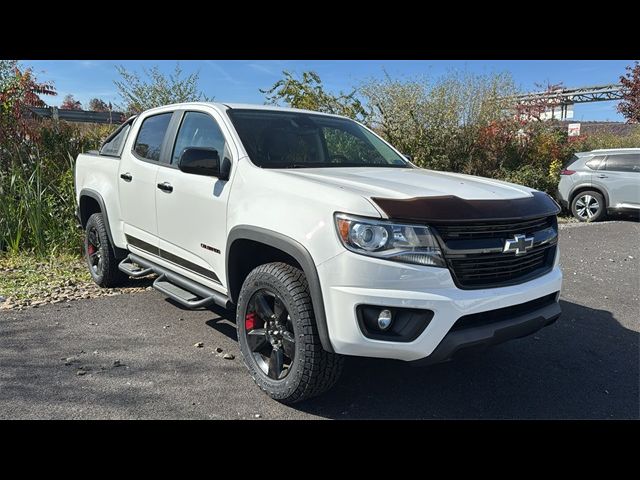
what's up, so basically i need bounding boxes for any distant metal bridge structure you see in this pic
[513,84,625,120]
[28,107,125,124]
[514,84,624,105]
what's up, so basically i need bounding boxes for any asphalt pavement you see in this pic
[1,220,638,419]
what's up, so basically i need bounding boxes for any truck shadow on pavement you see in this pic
[1,296,636,419]
[200,297,638,419]
[288,299,639,419]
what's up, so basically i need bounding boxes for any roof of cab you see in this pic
[130,102,348,119]
[220,102,345,118]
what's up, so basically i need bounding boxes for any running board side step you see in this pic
[118,258,154,277]
[153,274,217,309]
[123,253,232,310]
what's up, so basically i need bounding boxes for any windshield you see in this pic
[227,109,410,169]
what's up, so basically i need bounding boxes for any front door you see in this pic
[118,112,173,249]
[595,154,640,207]
[155,110,235,291]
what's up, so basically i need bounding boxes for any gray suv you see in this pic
[558,148,640,221]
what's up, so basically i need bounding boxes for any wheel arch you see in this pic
[79,189,127,258]
[570,185,609,209]
[226,226,334,353]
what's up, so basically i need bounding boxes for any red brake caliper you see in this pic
[87,244,95,255]
[245,312,257,331]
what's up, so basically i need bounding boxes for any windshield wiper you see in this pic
[283,164,314,169]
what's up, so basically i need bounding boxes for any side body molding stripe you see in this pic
[125,234,220,283]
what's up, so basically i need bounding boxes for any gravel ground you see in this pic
[0,220,638,419]
[0,255,155,310]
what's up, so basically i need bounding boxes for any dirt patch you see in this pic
[0,254,154,311]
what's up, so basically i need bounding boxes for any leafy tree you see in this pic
[88,97,111,112]
[261,70,367,121]
[114,63,211,115]
[618,61,640,123]
[60,94,82,110]
[0,60,19,89]
[360,71,516,173]
[0,65,56,146]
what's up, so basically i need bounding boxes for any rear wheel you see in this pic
[571,190,606,222]
[84,213,127,287]
[236,262,343,404]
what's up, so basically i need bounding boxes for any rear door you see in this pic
[598,154,640,207]
[582,155,605,186]
[118,111,174,251]
[155,108,236,290]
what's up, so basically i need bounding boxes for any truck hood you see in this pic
[276,167,535,201]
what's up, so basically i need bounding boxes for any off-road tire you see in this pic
[84,213,128,288]
[237,262,344,404]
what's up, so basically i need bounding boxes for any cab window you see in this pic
[133,113,172,161]
[172,112,227,165]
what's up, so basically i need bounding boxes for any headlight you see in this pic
[335,213,446,267]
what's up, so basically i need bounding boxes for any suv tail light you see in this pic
[560,169,576,175]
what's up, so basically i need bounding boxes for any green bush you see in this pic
[497,165,558,194]
[0,120,114,256]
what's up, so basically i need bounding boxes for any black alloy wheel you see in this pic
[86,225,103,275]
[244,289,296,380]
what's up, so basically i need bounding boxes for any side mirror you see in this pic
[403,154,413,162]
[179,147,229,179]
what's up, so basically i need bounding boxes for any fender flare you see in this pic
[79,188,128,259]
[226,225,334,353]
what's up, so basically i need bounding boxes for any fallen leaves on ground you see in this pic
[0,253,154,311]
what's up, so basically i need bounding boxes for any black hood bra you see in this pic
[372,191,561,223]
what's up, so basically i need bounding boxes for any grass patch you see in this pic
[0,253,155,309]
[0,253,89,303]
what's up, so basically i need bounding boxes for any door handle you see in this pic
[597,174,608,178]
[157,182,173,193]
[120,172,133,182]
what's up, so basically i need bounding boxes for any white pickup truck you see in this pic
[74,102,562,403]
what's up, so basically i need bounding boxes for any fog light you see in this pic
[377,309,393,330]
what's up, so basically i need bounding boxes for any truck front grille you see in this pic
[446,244,555,288]
[431,216,558,289]
[435,216,555,241]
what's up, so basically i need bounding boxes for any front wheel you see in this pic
[571,190,606,222]
[236,262,344,404]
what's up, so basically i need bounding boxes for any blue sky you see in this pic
[24,60,632,121]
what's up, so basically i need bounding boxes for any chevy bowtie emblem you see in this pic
[503,234,534,255]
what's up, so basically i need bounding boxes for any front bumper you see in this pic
[409,296,560,366]
[317,249,562,362]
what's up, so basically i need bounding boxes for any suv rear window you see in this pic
[585,156,605,170]
[133,113,172,161]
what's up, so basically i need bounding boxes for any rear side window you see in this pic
[172,112,227,164]
[100,123,131,157]
[602,154,640,173]
[585,155,605,170]
[133,113,172,161]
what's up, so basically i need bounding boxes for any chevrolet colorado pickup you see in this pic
[74,103,562,403]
